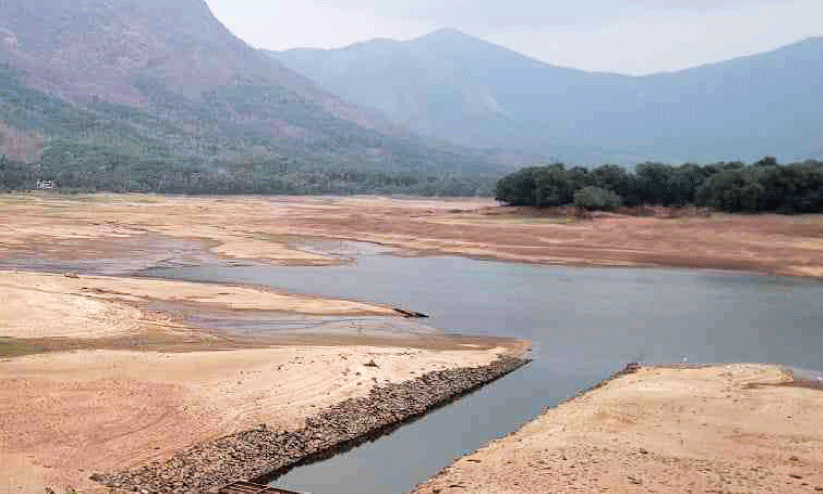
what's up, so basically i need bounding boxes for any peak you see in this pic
[429,28,468,37]
[757,36,823,59]
[417,28,478,42]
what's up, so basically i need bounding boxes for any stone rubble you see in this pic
[92,355,529,494]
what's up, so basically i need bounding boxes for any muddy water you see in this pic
[144,250,823,494]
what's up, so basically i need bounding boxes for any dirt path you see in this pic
[412,365,823,493]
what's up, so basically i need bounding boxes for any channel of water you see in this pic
[144,245,823,494]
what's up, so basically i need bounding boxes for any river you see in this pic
[143,245,823,494]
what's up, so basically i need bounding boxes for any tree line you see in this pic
[0,150,496,197]
[495,158,823,213]
[5,148,823,208]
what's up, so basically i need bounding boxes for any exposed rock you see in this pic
[93,355,528,494]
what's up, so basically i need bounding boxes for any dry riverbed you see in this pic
[1,193,822,276]
[1,345,515,494]
[413,364,823,494]
[0,269,522,494]
[0,270,395,341]
[2,193,822,494]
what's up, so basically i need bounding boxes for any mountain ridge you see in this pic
[278,28,823,78]
[0,0,500,195]
[273,30,823,164]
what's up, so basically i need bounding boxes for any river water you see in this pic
[144,248,823,494]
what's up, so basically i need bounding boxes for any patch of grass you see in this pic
[792,216,823,226]
[489,216,578,225]
[251,232,296,243]
[0,337,47,358]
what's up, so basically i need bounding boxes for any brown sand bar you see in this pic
[0,270,395,340]
[0,268,525,493]
[0,346,514,494]
[2,193,822,493]
[1,193,822,276]
[412,364,823,493]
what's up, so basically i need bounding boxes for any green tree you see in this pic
[574,186,623,211]
[695,169,763,212]
[634,163,674,205]
[495,167,537,206]
[533,164,575,207]
[753,156,779,167]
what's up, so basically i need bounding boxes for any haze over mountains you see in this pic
[0,0,821,196]
[274,29,823,164]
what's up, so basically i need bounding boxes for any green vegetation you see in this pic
[4,57,821,203]
[0,64,499,196]
[0,337,46,358]
[496,159,823,213]
[573,186,622,211]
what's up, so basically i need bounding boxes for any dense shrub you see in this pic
[573,186,623,210]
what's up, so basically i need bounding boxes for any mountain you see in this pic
[273,29,823,164]
[0,1,496,194]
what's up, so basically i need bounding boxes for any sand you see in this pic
[0,249,514,493]
[412,364,823,493]
[0,270,394,340]
[0,346,506,494]
[0,225,515,494]
[2,193,822,493]
[1,193,821,276]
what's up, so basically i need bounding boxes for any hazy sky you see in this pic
[204,0,823,75]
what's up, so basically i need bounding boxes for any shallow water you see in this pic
[144,251,823,494]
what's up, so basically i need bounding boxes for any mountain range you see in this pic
[0,0,821,195]
[0,0,494,194]
[274,29,823,164]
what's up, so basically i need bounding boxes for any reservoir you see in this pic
[144,246,823,494]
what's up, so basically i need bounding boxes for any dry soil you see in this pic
[413,365,823,494]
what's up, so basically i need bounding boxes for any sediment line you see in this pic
[92,354,530,494]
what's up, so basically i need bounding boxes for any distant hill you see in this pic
[274,29,823,164]
[0,1,497,194]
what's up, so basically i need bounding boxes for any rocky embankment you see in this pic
[92,355,529,493]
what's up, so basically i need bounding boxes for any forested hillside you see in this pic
[0,0,499,195]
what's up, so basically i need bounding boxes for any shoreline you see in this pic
[411,363,823,494]
[0,266,524,493]
[2,227,818,282]
[1,194,822,279]
[91,354,530,494]
[3,193,822,493]
[1,345,517,494]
